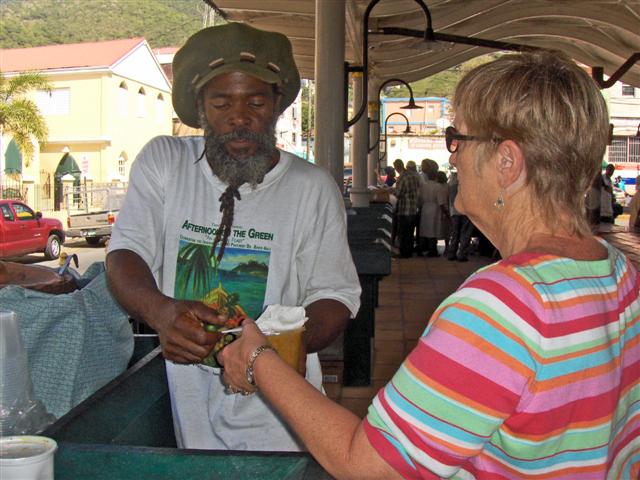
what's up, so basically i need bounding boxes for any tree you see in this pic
[0,71,50,168]
[301,83,314,140]
[383,54,501,100]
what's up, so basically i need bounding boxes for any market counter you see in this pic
[55,443,330,479]
[43,348,332,479]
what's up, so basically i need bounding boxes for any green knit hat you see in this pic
[172,22,301,128]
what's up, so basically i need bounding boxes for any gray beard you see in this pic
[202,124,277,189]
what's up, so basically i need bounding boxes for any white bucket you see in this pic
[0,436,57,480]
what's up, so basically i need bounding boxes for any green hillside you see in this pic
[0,0,218,49]
[0,0,482,98]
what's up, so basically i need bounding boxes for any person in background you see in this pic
[435,170,451,254]
[383,165,396,187]
[219,50,639,479]
[394,160,422,258]
[419,158,437,183]
[389,158,405,249]
[600,163,615,222]
[585,172,602,231]
[629,175,640,232]
[446,170,475,261]
[105,23,361,451]
[417,160,445,257]
[392,158,405,178]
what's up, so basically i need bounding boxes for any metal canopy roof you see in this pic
[211,0,640,87]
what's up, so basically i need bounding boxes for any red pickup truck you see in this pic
[0,200,65,259]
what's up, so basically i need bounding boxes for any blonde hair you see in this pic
[453,51,609,236]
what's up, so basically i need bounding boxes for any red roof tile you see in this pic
[0,38,146,73]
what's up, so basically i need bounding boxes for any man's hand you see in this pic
[147,299,227,364]
[106,249,227,365]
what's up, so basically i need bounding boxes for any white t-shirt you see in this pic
[109,135,361,451]
[419,179,447,238]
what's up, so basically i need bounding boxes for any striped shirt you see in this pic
[365,240,640,479]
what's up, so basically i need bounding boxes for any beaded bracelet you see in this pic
[246,344,277,386]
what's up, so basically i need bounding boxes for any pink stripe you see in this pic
[470,455,606,479]
[622,343,640,368]
[521,371,622,411]
[422,328,527,395]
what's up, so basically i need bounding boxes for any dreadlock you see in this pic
[196,93,278,263]
[210,185,241,262]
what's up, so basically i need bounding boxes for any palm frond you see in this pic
[0,72,50,167]
[0,71,51,102]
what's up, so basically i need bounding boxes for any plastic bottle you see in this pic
[0,311,55,436]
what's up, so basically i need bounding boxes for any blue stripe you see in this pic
[438,305,535,370]
[530,275,617,296]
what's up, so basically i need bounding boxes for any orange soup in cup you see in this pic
[265,327,305,373]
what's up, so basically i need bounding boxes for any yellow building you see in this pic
[1,38,172,207]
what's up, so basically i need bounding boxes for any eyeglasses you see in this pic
[445,126,500,153]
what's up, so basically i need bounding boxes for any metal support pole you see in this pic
[350,72,370,207]
[367,78,381,186]
[314,0,346,187]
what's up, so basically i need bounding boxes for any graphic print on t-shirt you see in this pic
[174,220,273,320]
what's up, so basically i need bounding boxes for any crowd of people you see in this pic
[387,157,640,258]
[386,157,486,261]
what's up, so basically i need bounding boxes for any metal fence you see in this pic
[0,179,127,213]
[64,183,128,215]
[0,178,25,200]
[28,184,55,212]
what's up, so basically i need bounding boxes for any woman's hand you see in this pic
[218,319,268,393]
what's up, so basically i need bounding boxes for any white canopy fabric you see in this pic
[210,0,640,87]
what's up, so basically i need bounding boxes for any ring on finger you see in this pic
[240,389,253,396]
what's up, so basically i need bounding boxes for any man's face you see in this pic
[201,71,281,158]
[199,72,282,187]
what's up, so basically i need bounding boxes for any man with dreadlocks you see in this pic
[106,23,361,451]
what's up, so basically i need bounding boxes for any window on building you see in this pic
[35,88,70,116]
[609,136,640,163]
[137,88,146,117]
[118,153,128,177]
[156,94,164,122]
[292,132,296,143]
[118,82,128,116]
[621,84,635,96]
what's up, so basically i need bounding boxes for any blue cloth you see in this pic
[0,263,133,418]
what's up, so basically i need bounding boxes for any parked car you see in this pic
[65,186,125,246]
[343,167,352,194]
[0,200,65,259]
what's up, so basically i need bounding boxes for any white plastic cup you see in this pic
[0,436,57,480]
[0,311,31,419]
[0,311,24,360]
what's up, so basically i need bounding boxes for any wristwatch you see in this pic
[246,344,277,386]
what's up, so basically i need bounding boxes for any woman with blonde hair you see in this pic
[219,51,640,479]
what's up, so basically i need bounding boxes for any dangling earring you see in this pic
[494,190,505,209]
